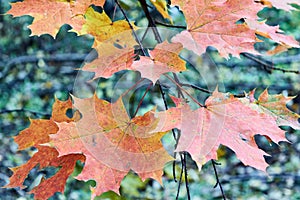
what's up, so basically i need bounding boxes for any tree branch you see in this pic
[217,52,300,74]
[211,160,226,200]
[138,0,163,43]
[155,20,186,29]
[114,0,147,56]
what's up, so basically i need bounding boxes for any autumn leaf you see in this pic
[49,121,127,198]
[245,19,299,48]
[5,146,84,200]
[7,0,104,37]
[4,98,84,199]
[77,7,136,47]
[171,0,263,58]
[83,41,186,83]
[48,95,173,198]
[81,33,137,79]
[154,89,298,171]
[246,89,300,130]
[259,0,299,11]
[132,41,186,83]
[171,0,299,57]
[266,44,290,55]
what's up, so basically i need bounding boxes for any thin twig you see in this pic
[176,153,185,200]
[180,83,246,98]
[173,73,185,98]
[155,20,186,29]
[164,74,204,107]
[138,0,163,43]
[183,152,191,200]
[211,160,226,200]
[141,26,150,42]
[157,80,180,182]
[241,53,300,74]
[114,0,147,56]
[132,82,152,118]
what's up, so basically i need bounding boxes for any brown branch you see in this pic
[164,74,205,107]
[138,0,163,43]
[155,20,186,29]
[241,53,300,74]
[114,0,147,56]
[212,160,226,200]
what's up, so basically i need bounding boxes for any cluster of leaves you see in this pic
[3,0,300,199]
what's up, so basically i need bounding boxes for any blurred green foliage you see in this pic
[0,0,300,199]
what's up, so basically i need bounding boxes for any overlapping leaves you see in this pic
[171,0,299,58]
[6,89,299,199]
[4,0,300,199]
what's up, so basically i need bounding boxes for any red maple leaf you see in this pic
[154,89,298,171]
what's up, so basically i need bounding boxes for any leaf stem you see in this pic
[132,82,153,118]
[180,82,246,98]
[164,74,204,107]
[155,20,186,29]
[173,73,185,98]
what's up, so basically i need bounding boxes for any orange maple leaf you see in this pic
[132,41,186,83]
[83,41,186,83]
[7,0,105,37]
[48,95,173,198]
[4,98,84,199]
[82,33,137,80]
[171,0,264,58]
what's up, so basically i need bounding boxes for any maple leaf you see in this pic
[4,98,84,199]
[154,89,299,171]
[48,95,173,198]
[82,33,137,79]
[171,0,264,58]
[246,89,300,130]
[245,19,299,48]
[7,0,104,37]
[77,7,136,47]
[132,41,186,83]
[259,0,300,11]
[171,0,299,57]
[83,41,186,83]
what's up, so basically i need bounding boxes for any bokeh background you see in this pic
[1,0,300,199]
